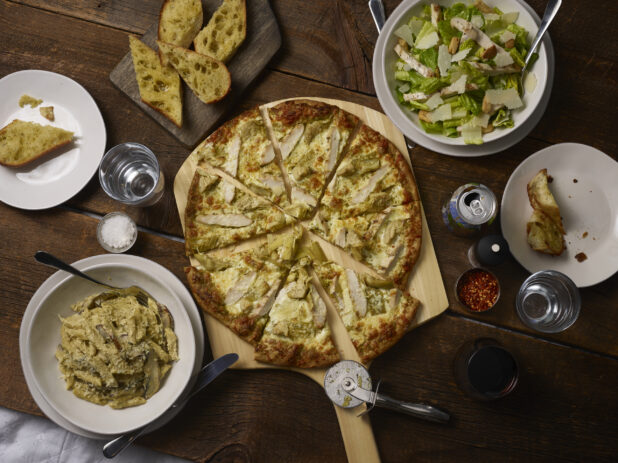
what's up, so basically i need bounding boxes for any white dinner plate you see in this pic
[0,70,106,209]
[373,0,554,156]
[501,143,618,287]
[19,254,205,439]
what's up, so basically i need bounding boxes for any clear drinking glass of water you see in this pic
[516,270,581,333]
[99,143,165,207]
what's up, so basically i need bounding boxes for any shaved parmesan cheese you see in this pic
[483,13,500,22]
[428,103,452,122]
[398,83,411,93]
[524,72,537,93]
[469,113,490,128]
[394,24,415,46]
[416,31,439,50]
[461,125,483,144]
[196,214,252,227]
[441,74,467,97]
[452,74,467,94]
[500,30,516,44]
[280,124,304,159]
[471,15,484,28]
[425,93,444,110]
[437,44,451,76]
[261,143,275,165]
[408,18,424,37]
[494,51,514,67]
[485,88,523,109]
[402,63,411,71]
[451,48,471,62]
[502,12,519,23]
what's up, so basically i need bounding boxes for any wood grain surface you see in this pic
[1,0,617,461]
[110,0,281,146]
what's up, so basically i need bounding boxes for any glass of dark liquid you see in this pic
[453,338,518,400]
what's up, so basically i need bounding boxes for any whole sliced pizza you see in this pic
[182,99,423,368]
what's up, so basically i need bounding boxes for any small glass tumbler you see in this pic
[516,270,581,333]
[99,143,165,207]
[453,338,519,401]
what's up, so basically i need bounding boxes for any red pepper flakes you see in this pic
[457,269,499,312]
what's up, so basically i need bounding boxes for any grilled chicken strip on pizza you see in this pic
[254,258,340,368]
[193,108,289,209]
[184,167,293,254]
[265,100,360,218]
[310,203,422,289]
[320,124,420,219]
[185,227,302,345]
[314,260,419,363]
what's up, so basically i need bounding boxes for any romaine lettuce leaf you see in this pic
[459,92,482,115]
[492,108,514,128]
[444,3,469,21]
[437,20,461,45]
[419,47,439,69]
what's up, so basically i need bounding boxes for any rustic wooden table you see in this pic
[1,0,616,461]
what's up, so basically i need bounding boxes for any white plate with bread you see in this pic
[0,70,106,210]
[501,143,618,287]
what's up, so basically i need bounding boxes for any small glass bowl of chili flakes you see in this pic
[455,268,500,313]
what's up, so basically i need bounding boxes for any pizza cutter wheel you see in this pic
[324,360,450,423]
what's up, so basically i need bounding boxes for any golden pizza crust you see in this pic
[185,266,267,345]
[254,336,339,368]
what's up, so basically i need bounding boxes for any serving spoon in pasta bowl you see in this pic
[34,251,150,307]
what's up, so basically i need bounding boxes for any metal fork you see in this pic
[369,0,417,152]
[34,251,150,307]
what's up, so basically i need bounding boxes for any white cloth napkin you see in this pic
[0,406,189,463]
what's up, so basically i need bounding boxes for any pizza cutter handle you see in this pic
[374,394,450,423]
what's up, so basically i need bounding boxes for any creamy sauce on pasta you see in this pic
[55,289,178,409]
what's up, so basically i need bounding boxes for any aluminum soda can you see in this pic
[442,183,498,236]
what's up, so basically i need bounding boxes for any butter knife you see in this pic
[102,353,239,458]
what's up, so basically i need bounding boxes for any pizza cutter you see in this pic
[324,360,450,423]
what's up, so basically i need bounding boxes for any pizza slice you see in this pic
[309,203,422,289]
[314,260,419,363]
[254,258,339,368]
[320,124,420,220]
[185,226,302,346]
[193,108,290,209]
[266,100,359,217]
[184,167,293,255]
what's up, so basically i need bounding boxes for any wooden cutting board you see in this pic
[173,98,449,463]
[110,0,281,147]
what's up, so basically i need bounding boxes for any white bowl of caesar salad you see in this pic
[373,0,551,149]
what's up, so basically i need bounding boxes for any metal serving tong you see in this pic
[324,360,450,423]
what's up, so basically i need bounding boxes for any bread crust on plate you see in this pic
[0,120,73,167]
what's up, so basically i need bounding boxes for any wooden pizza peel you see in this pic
[173,98,449,463]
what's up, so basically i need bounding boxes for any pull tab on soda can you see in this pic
[442,183,498,237]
